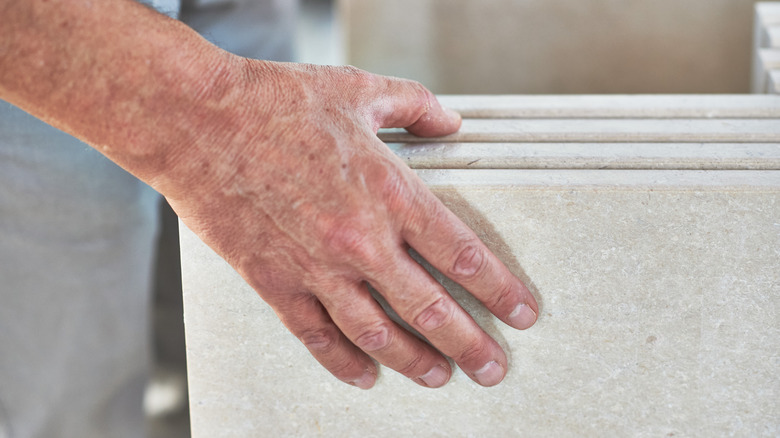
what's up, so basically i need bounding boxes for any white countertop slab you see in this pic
[182,170,779,437]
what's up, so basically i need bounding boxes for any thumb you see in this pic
[371,77,461,137]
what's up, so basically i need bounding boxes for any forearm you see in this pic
[0,0,239,182]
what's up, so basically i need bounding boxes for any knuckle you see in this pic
[327,357,359,379]
[342,65,377,90]
[402,195,447,239]
[321,220,377,261]
[397,353,425,377]
[378,168,413,213]
[341,65,363,75]
[414,297,455,332]
[380,168,404,199]
[407,80,433,107]
[488,278,518,311]
[299,326,340,354]
[456,339,490,367]
[341,64,367,78]
[248,266,299,296]
[354,323,393,352]
[449,240,488,281]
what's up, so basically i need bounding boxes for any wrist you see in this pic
[0,0,250,190]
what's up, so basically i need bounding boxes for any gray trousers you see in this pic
[0,1,296,437]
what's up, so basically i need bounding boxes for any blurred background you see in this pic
[336,0,758,94]
[150,0,762,436]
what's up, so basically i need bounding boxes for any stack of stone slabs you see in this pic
[180,95,780,437]
[753,2,780,94]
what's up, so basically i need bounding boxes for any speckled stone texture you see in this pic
[181,96,780,437]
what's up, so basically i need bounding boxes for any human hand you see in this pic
[158,61,538,389]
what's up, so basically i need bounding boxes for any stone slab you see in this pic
[181,170,779,437]
[752,3,780,92]
[391,96,780,170]
[754,50,780,94]
[437,94,780,119]
[383,96,780,146]
[389,142,780,170]
[379,118,780,144]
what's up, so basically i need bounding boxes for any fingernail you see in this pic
[508,303,537,330]
[417,365,450,388]
[350,372,376,390]
[474,361,504,387]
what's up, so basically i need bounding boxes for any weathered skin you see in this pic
[0,0,538,389]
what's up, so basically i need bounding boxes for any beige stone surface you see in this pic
[182,171,779,437]
[389,142,780,170]
[380,118,780,144]
[341,0,759,94]
[437,94,780,119]
[389,96,780,170]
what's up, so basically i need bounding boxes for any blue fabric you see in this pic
[0,0,297,436]
[0,101,160,438]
